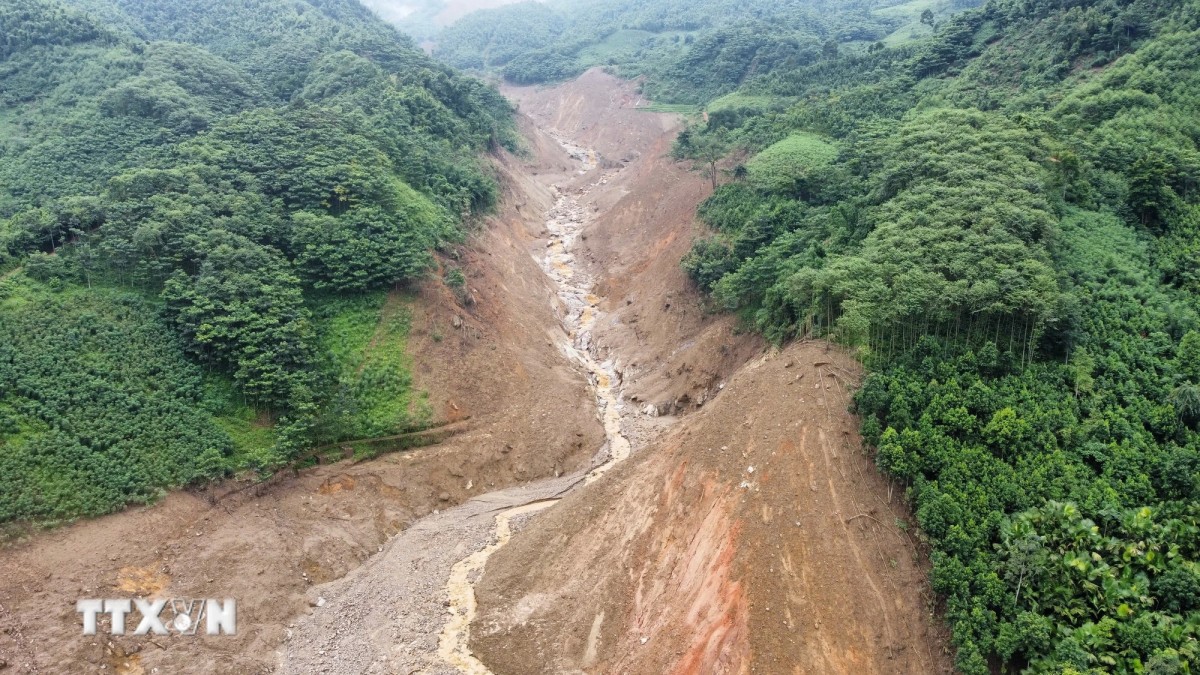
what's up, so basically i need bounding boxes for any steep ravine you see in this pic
[437,149,637,672]
[0,69,738,675]
[469,71,955,675]
[0,69,951,675]
[278,88,674,674]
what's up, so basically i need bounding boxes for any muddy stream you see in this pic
[436,142,634,673]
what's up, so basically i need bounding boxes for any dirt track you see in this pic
[0,69,952,674]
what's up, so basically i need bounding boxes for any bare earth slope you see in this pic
[472,344,954,674]
[505,69,764,420]
[470,70,955,674]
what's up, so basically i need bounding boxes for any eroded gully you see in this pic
[436,141,635,673]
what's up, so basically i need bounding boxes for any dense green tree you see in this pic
[0,276,233,521]
[0,0,515,522]
[435,2,566,70]
[670,0,1200,670]
[433,0,906,101]
[161,235,314,412]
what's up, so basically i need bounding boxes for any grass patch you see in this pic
[638,102,704,114]
[746,132,840,192]
[311,291,431,443]
[881,20,936,46]
[707,93,789,113]
[873,0,945,19]
[202,376,279,468]
[873,0,949,46]
[579,29,658,63]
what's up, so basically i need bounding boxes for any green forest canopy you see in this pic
[430,0,980,102]
[0,0,514,523]
[670,0,1200,670]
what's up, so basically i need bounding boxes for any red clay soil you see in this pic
[471,344,955,674]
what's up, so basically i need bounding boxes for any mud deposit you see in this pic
[436,147,637,673]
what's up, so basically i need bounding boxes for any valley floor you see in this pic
[0,69,951,674]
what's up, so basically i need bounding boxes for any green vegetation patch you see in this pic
[433,0,949,103]
[435,1,567,70]
[577,29,659,64]
[0,0,515,523]
[201,376,278,470]
[706,92,787,114]
[637,102,703,114]
[0,275,233,522]
[745,133,839,193]
[312,292,430,444]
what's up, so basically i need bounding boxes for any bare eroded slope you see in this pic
[472,344,954,674]
[468,72,956,674]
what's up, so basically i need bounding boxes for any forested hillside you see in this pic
[0,0,515,522]
[432,0,974,103]
[672,0,1200,671]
